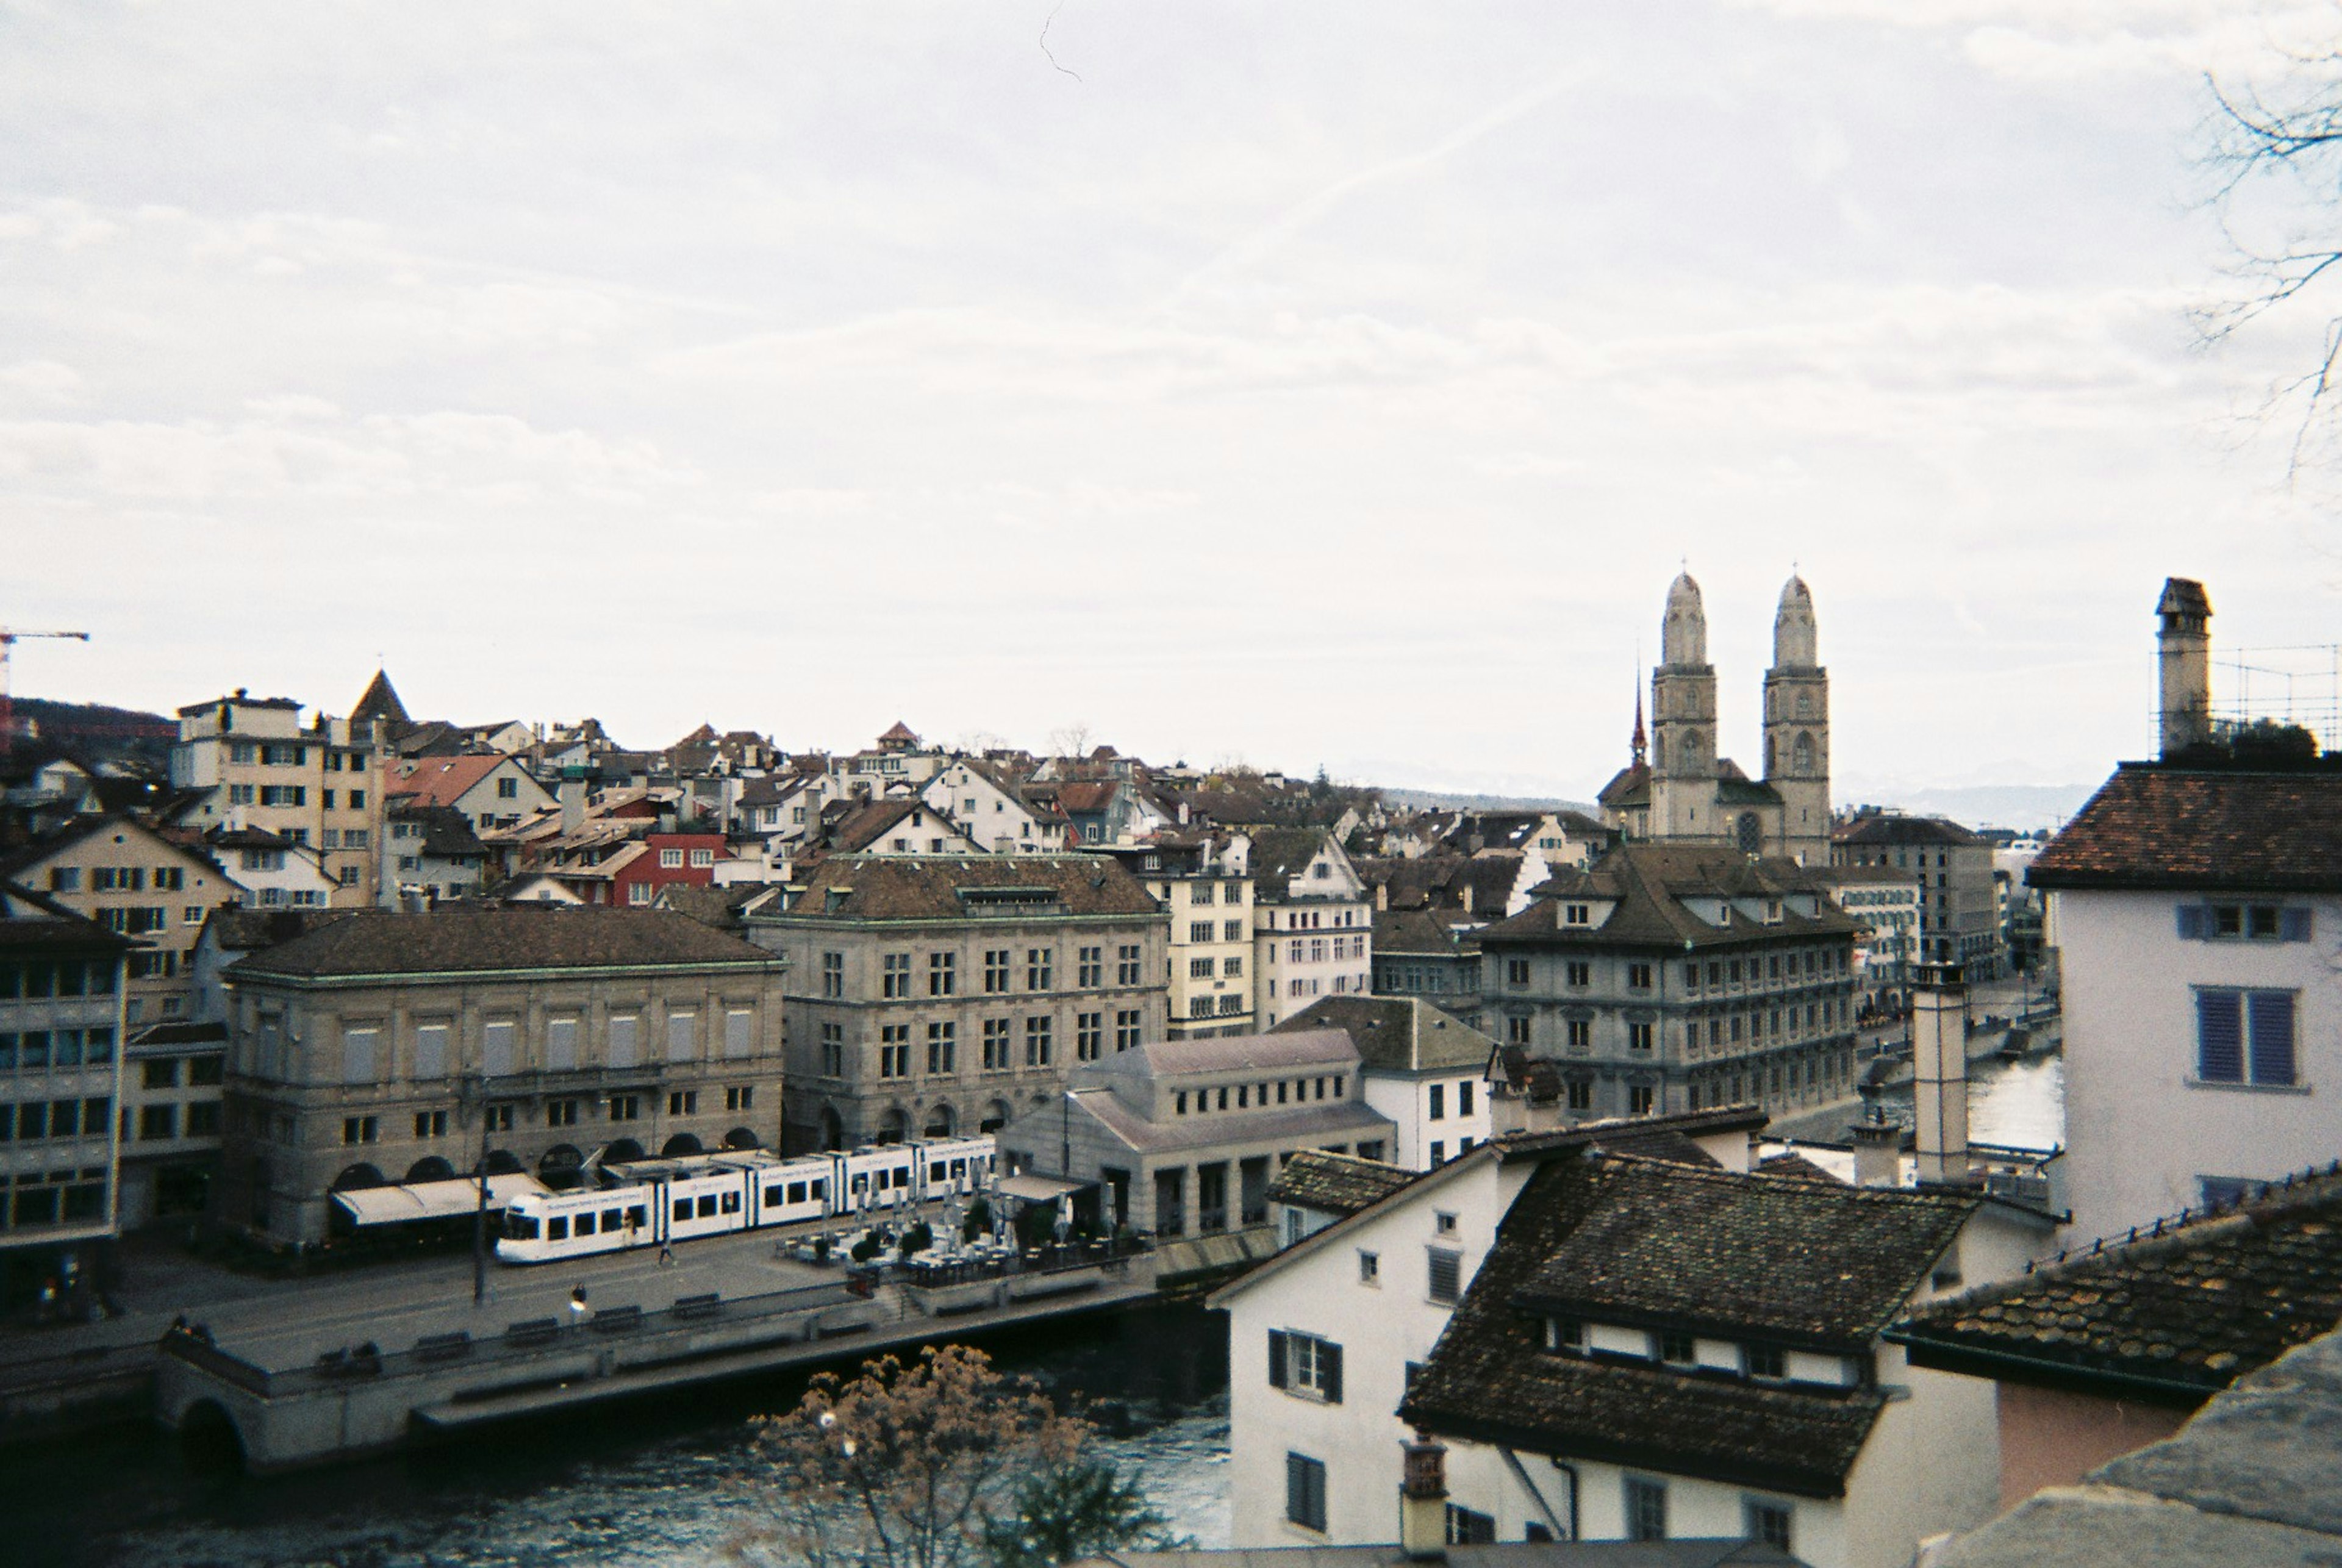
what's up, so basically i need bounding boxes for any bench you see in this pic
[506,1317,561,1348]
[671,1293,722,1322]
[590,1304,643,1334]
[417,1331,474,1362]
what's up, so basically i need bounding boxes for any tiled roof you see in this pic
[385,754,520,808]
[1370,907,1478,957]
[1508,1155,1975,1349]
[762,854,1160,922]
[1267,1150,1419,1215]
[1272,995,1492,1072]
[1833,814,1983,848]
[392,803,487,858]
[1086,1028,1359,1083]
[1248,827,1334,898]
[1402,1153,1974,1498]
[226,907,775,981]
[0,881,133,950]
[198,906,356,954]
[828,798,971,853]
[1891,1163,2342,1400]
[1478,845,1857,953]
[1755,1151,1842,1184]
[2025,763,2342,893]
[1049,1085,1390,1157]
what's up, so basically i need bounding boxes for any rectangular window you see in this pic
[668,1090,699,1116]
[1744,1500,1792,1553]
[1025,1016,1053,1067]
[1629,1083,1655,1115]
[1625,1478,1668,1542]
[726,1085,754,1112]
[340,1025,379,1084]
[1224,920,1244,942]
[1566,1018,1591,1050]
[1744,1344,1786,1380]
[608,1095,640,1122]
[984,949,1011,993]
[545,1017,579,1071]
[1428,1140,1445,1165]
[342,1115,378,1145]
[1188,922,1214,944]
[482,1020,516,1076]
[879,1027,911,1079]
[1444,1506,1496,1545]
[1284,1453,1327,1533]
[1628,1021,1653,1052]
[1267,1330,1344,1402]
[1026,949,1053,990]
[1458,1080,1474,1117]
[725,1008,753,1059]
[984,1018,1011,1070]
[1076,1012,1103,1062]
[140,1104,178,1141]
[822,951,844,998]
[1359,1250,1380,1284]
[607,1014,639,1069]
[882,952,912,998]
[929,951,958,996]
[926,1022,956,1075]
[1427,1247,1462,1303]
[1078,946,1103,987]
[1192,882,1216,906]
[1117,945,1142,985]
[1427,1083,1445,1121]
[543,1101,576,1129]
[820,1023,845,1078]
[2196,989,2298,1086]
[1115,1009,1142,1051]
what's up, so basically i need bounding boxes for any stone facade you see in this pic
[743,854,1169,1153]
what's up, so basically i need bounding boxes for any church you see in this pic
[1598,571,1832,864]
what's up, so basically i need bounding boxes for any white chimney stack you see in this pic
[1912,961,1971,1185]
[1400,1435,1449,1561]
[1850,1111,1902,1189]
[559,768,586,835]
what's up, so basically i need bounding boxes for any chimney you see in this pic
[1400,1435,1449,1561]
[559,768,586,834]
[2157,578,2213,758]
[1911,961,1971,1185]
[1850,1111,1902,1188]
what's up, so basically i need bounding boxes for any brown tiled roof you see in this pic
[1401,1153,1972,1498]
[2026,763,2342,893]
[199,906,356,954]
[762,854,1160,922]
[1891,1163,2342,1401]
[226,907,774,981]
[1267,1149,1419,1215]
[1371,907,1478,957]
[1833,813,1983,848]
[1756,1151,1842,1184]
[828,798,970,853]
[0,881,133,950]
[385,753,523,808]
[1248,826,1334,898]
[1478,845,1857,953]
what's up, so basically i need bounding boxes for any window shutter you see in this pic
[1286,1452,1307,1524]
[1268,1330,1289,1389]
[2249,992,2297,1086]
[1322,1341,1342,1404]
[2281,908,2313,942]
[2196,990,2244,1082]
[2175,904,2205,940]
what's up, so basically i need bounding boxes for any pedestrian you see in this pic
[657,1240,675,1267]
[569,1285,589,1325]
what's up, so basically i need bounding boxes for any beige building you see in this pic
[743,854,1169,1153]
[1094,837,1256,1039]
[0,815,233,1028]
[215,906,786,1247]
[1249,829,1373,1029]
[170,690,389,905]
[0,882,131,1312]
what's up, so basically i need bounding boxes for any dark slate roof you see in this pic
[129,1020,229,1048]
[0,881,133,951]
[226,907,775,981]
[2025,763,2342,893]
[654,882,776,930]
[1267,1150,1421,1215]
[1401,1153,1974,1498]
[828,798,966,852]
[1755,1152,1842,1185]
[392,803,487,859]
[1890,1162,2342,1402]
[764,854,1160,922]
[1598,763,1649,809]
[1509,1155,1975,1350]
[199,906,356,955]
[1271,995,1492,1072]
[1491,1104,1769,1164]
[1479,845,1856,953]
[1833,814,1983,848]
[1371,907,1479,958]
[349,669,410,728]
[1249,827,1336,899]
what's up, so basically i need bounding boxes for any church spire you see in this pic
[1631,679,1647,769]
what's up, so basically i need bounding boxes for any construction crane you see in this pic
[0,629,92,758]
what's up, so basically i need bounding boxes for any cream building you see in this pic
[1250,829,1373,1030]
[171,690,389,905]
[1095,837,1256,1039]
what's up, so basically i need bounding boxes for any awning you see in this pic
[997,1173,1089,1204]
[332,1172,549,1226]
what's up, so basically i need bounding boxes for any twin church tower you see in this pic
[1598,571,1832,865]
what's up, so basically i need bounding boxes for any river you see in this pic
[9,1306,1231,1568]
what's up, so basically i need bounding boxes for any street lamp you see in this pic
[463,1070,495,1308]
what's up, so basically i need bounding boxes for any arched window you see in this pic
[723,1126,762,1150]
[1766,735,1778,775]
[331,1162,386,1191]
[661,1132,703,1158]
[879,1108,911,1145]
[818,1108,845,1152]
[923,1103,956,1139]
[1735,813,1763,854]
[406,1156,456,1184]
[979,1099,1012,1134]
[1793,731,1816,773]
[1796,691,1813,718]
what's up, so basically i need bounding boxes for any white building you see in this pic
[1213,1108,2049,1568]
[1275,995,1495,1170]
[921,758,1064,853]
[1251,829,1373,1028]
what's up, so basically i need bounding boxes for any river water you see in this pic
[12,1306,1231,1568]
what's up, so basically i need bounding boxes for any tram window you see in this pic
[931,1162,945,1183]
[673,1199,691,1222]
[767,1185,786,1206]
[951,1159,965,1178]
[507,1214,539,1239]
[722,1192,741,1213]
[812,1179,828,1201]
[603,1209,621,1231]
[787,1181,807,1203]
[575,1212,596,1236]
[697,1195,717,1217]
[548,1217,569,1241]
[627,1206,647,1230]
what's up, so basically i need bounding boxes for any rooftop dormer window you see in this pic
[1565,903,1590,926]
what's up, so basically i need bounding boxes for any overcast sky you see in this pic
[5,1,2340,808]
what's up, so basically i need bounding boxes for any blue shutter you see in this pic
[1267,1330,1289,1389]
[1322,1341,1343,1405]
[2281,908,2313,942]
[2197,990,2244,1082]
[2176,904,2205,939]
[2249,992,2297,1086]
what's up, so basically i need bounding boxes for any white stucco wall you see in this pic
[2051,888,2342,1242]
[1362,1070,1493,1171]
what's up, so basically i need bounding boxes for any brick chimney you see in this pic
[1911,961,1972,1186]
[2157,578,2213,758]
[1400,1434,1449,1561]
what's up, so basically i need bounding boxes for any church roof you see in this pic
[350,670,410,728]
[1480,843,1857,953]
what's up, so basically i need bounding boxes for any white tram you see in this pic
[495,1136,997,1264]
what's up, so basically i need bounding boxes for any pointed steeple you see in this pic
[351,669,409,729]
[1631,681,1647,769]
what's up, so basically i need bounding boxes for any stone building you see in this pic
[214,906,785,1247]
[1090,836,1256,1039]
[742,854,1169,1153]
[1248,828,1373,1029]
[1599,574,1832,865]
[1833,814,2002,978]
[1472,844,1861,1123]
[994,1028,1393,1238]
[0,882,131,1310]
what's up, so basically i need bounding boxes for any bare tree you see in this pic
[2198,55,2342,470]
[1049,721,1094,762]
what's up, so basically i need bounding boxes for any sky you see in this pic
[5,1,2341,812]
